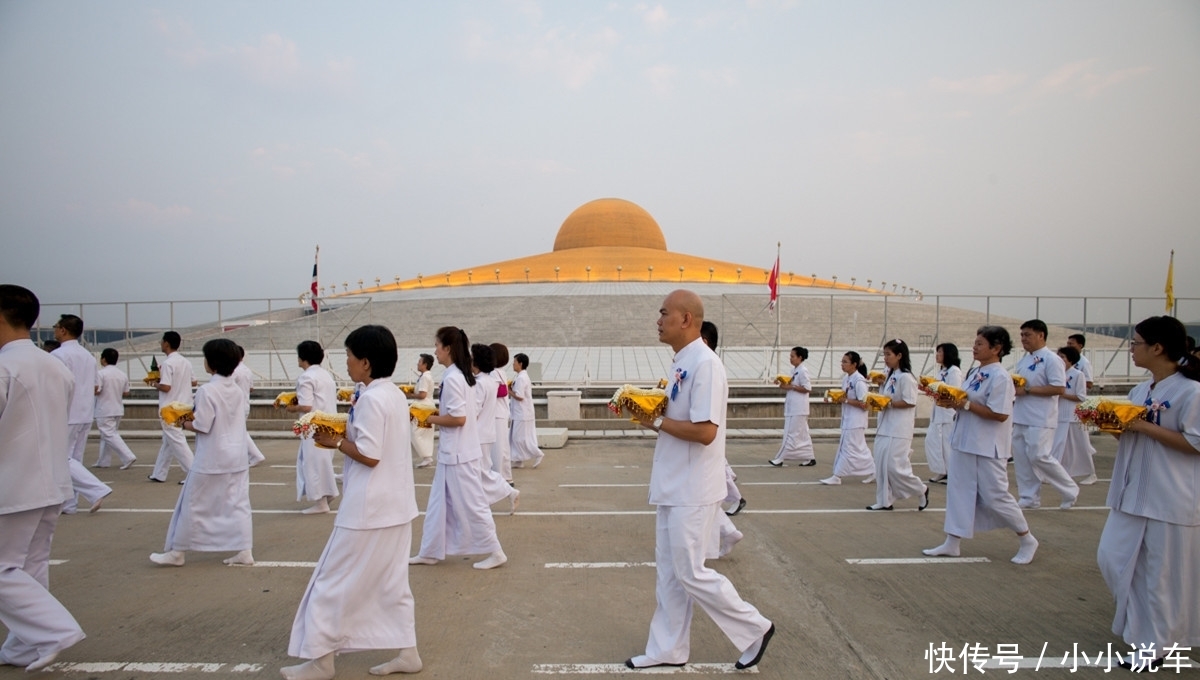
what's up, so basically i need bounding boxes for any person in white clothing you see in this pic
[820,352,876,485]
[50,315,112,514]
[150,339,253,567]
[625,290,773,670]
[93,348,137,470]
[1012,319,1078,509]
[700,320,743,556]
[409,326,507,570]
[1052,346,1097,484]
[232,346,265,467]
[924,343,963,484]
[149,331,195,483]
[284,341,340,514]
[508,353,544,469]
[866,339,928,511]
[1066,333,1094,390]
[769,346,815,467]
[282,324,423,680]
[0,285,86,672]
[410,354,436,468]
[489,343,514,484]
[923,326,1039,565]
[471,344,520,514]
[1097,316,1200,671]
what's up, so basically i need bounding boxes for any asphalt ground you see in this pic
[4,434,1197,679]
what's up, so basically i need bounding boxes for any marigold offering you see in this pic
[160,402,194,426]
[1075,397,1145,433]
[398,384,414,396]
[608,384,668,420]
[337,388,355,402]
[1011,374,1027,389]
[775,374,792,385]
[410,405,436,429]
[868,371,886,386]
[293,411,349,448]
[143,357,160,385]
[274,391,298,408]
[826,389,847,404]
[864,393,891,411]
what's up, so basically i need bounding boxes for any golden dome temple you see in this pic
[341,198,878,295]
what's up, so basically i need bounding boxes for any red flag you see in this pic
[310,246,319,311]
[767,254,779,310]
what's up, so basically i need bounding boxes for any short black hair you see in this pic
[162,331,182,350]
[700,321,719,351]
[297,340,325,365]
[1020,319,1048,338]
[471,343,496,373]
[977,325,1013,358]
[56,314,83,338]
[514,352,529,370]
[1068,333,1086,347]
[791,346,808,361]
[936,342,961,368]
[418,353,434,371]
[1058,345,1080,366]
[345,325,398,379]
[0,284,40,330]
[203,338,241,377]
[101,348,119,364]
[41,340,60,352]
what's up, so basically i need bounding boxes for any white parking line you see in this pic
[250,561,319,568]
[531,662,751,674]
[545,562,655,569]
[249,482,287,486]
[48,662,263,673]
[846,557,991,565]
[560,484,647,488]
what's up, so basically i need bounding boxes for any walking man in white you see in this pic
[0,284,86,671]
[93,348,137,470]
[1012,319,1078,509]
[149,331,195,483]
[625,290,774,670]
[50,315,111,513]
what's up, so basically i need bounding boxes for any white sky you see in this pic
[1,1,1197,306]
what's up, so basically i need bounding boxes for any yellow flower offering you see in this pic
[1011,374,1027,389]
[160,402,194,427]
[294,411,349,448]
[868,371,886,386]
[608,385,668,420]
[864,393,891,411]
[337,388,355,402]
[826,389,847,404]
[274,391,298,408]
[775,374,792,385]
[410,405,437,428]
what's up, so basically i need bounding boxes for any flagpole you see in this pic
[315,245,321,347]
[1165,249,1175,314]
[775,242,781,375]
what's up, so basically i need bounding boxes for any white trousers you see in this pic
[924,421,953,476]
[873,435,925,507]
[151,421,194,482]
[410,422,434,463]
[492,418,513,481]
[723,464,741,506]
[1012,424,1078,506]
[476,444,515,506]
[65,458,111,513]
[943,449,1028,540]
[772,414,814,463]
[643,504,771,664]
[95,416,136,467]
[0,505,85,667]
[66,423,89,463]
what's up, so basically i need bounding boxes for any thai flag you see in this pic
[310,246,319,312]
[767,254,779,310]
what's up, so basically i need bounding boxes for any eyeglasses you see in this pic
[1129,340,1146,348]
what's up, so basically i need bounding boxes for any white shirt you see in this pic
[840,371,869,430]
[189,374,249,474]
[1013,347,1065,428]
[473,370,499,444]
[950,364,1015,459]
[157,351,195,407]
[492,368,510,419]
[50,338,97,426]
[413,370,435,408]
[0,339,74,514]
[232,362,254,395]
[1075,354,1094,384]
[296,364,337,414]
[876,369,917,439]
[95,364,129,418]
[931,365,963,425]
[783,364,811,416]
[648,338,727,507]
[510,371,534,421]
[1058,367,1087,423]
[1107,372,1200,526]
[436,364,483,465]
[338,379,418,530]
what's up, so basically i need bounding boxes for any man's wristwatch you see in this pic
[652,417,664,432]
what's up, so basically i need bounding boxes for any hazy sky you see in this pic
[2,1,1197,307]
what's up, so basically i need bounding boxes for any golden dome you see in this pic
[553,198,667,252]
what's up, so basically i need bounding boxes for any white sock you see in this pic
[150,550,185,566]
[280,652,335,680]
[369,647,422,675]
[223,549,254,566]
[25,650,60,673]
[473,550,507,570]
[923,536,961,557]
[301,498,331,514]
[820,476,841,485]
[1012,534,1038,565]
[408,555,438,565]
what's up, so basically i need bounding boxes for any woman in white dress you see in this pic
[820,352,875,485]
[409,326,507,570]
[1052,345,1097,485]
[150,339,253,568]
[1097,316,1200,671]
[489,343,514,484]
[285,340,340,514]
[924,343,962,485]
[410,354,436,469]
[471,343,520,513]
[867,339,929,511]
[282,324,423,679]
[924,326,1039,565]
[509,353,545,468]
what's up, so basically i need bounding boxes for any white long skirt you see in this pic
[492,418,513,481]
[772,414,814,462]
[288,523,416,659]
[1051,421,1096,478]
[164,470,252,552]
[873,435,925,507]
[416,460,501,559]
[477,444,514,506]
[410,422,434,462]
[1097,510,1200,653]
[833,427,875,478]
[510,419,543,463]
[944,449,1028,540]
[296,440,340,502]
[924,421,953,476]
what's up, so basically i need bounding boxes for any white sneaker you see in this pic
[861,475,876,484]
[474,550,507,570]
[150,550,185,566]
[415,458,433,469]
[408,555,438,565]
[1077,474,1098,485]
[819,476,842,485]
[719,530,744,557]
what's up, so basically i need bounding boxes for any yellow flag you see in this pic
[1165,250,1175,313]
